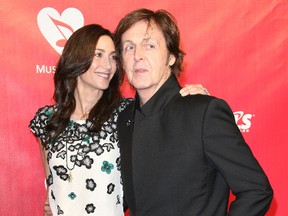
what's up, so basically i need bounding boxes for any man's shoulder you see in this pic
[170,94,233,118]
[169,94,230,113]
[172,94,215,107]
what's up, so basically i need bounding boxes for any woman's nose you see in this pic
[101,56,112,69]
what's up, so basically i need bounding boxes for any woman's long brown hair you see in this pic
[45,24,123,146]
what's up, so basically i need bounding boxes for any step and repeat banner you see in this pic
[1,0,287,215]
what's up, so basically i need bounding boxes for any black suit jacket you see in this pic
[118,75,273,216]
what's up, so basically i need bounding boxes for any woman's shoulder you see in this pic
[29,104,57,128]
[29,104,57,140]
[120,97,134,103]
[34,104,57,116]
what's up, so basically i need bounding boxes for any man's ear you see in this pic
[168,54,176,66]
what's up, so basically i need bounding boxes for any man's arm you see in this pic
[203,98,273,215]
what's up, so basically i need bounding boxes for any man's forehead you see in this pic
[122,20,163,42]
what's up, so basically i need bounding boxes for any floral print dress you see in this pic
[29,99,131,216]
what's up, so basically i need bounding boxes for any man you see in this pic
[114,8,273,216]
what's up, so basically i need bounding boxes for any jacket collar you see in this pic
[134,75,181,116]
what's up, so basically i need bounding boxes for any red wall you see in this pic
[1,0,287,215]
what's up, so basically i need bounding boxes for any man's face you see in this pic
[121,20,175,103]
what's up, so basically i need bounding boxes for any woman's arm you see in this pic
[38,139,53,216]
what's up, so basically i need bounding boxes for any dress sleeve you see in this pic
[202,98,273,215]
[29,105,55,144]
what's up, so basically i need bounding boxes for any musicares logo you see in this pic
[37,7,84,54]
[233,111,255,132]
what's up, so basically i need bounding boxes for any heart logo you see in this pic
[37,7,84,54]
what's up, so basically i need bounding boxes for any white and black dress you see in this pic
[29,99,131,216]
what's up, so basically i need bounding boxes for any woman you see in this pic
[29,24,208,216]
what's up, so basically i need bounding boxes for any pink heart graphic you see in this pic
[37,7,84,54]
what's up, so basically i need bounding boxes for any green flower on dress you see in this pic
[68,192,77,200]
[101,161,114,174]
[45,109,53,117]
[84,135,90,144]
[68,120,75,128]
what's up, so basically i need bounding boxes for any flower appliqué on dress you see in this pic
[57,205,64,215]
[85,203,96,214]
[53,165,69,181]
[68,192,77,200]
[86,178,97,191]
[107,183,115,194]
[101,160,114,174]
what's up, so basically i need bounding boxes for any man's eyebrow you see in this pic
[122,36,153,45]
[142,37,151,43]
[122,39,134,44]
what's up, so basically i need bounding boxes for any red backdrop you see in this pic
[1,0,287,215]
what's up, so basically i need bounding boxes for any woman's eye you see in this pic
[111,55,117,61]
[94,52,102,57]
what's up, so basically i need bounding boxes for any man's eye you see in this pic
[147,44,155,49]
[124,45,134,52]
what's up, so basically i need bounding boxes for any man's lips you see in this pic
[134,68,148,73]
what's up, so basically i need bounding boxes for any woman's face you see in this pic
[77,35,117,91]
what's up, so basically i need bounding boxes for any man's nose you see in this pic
[134,46,144,61]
